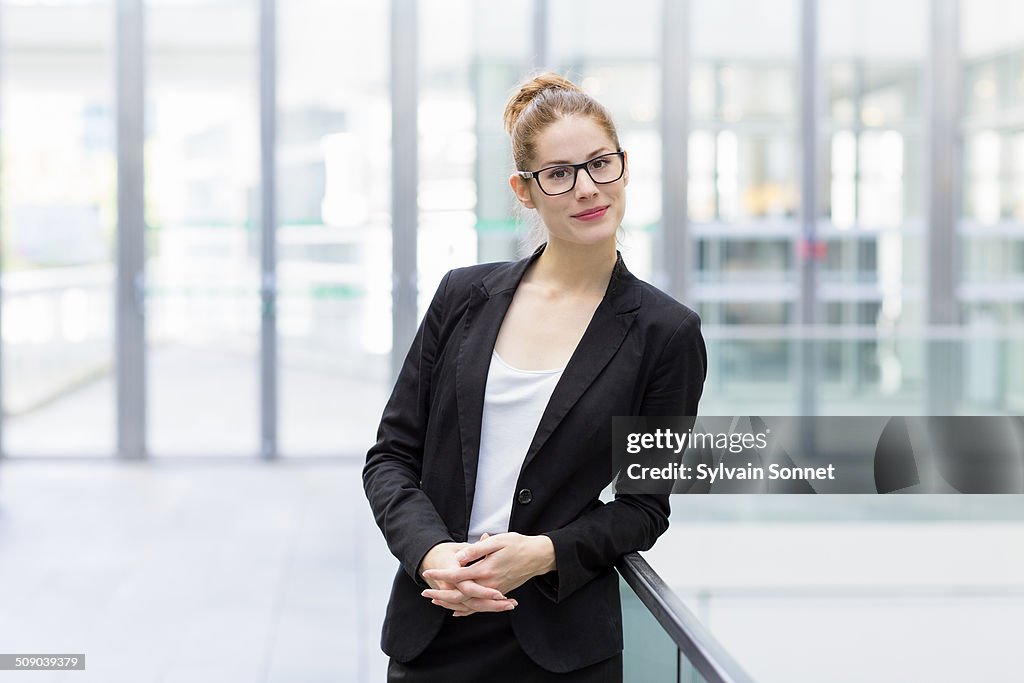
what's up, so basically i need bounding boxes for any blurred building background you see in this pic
[3,0,1023,459]
[2,2,1024,682]
[2,1,1024,683]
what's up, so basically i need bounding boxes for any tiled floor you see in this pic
[3,461,1024,682]
[649,497,1024,683]
[0,460,395,683]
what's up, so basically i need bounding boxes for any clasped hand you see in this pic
[418,532,555,617]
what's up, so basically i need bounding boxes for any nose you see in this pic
[574,167,599,199]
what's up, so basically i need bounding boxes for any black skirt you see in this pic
[387,610,622,683]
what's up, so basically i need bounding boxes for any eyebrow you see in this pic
[538,147,613,168]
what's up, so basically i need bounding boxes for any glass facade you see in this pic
[817,0,929,414]
[690,0,801,414]
[144,0,261,456]
[1,0,116,456]
[961,0,1024,412]
[276,0,391,456]
[1,0,1021,458]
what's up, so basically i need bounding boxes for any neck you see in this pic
[528,236,618,296]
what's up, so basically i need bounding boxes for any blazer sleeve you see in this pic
[536,309,707,603]
[363,270,456,588]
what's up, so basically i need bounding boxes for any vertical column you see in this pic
[798,0,820,418]
[391,0,418,382]
[259,0,278,459]
[660,0,690,301]
[927,0,961,414]
[532,0,549,71]
[116,0,146,459]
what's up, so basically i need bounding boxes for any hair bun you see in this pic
[503,72,582,135]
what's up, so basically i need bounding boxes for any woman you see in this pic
[363,72,707,682]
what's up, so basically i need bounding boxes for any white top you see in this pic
[466,350,565,541]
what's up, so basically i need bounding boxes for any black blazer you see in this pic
[363,243,707,673]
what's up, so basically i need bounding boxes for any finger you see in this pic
[426,582,505,602]
[456,536,504,564]
[422,577,504,601]
[422,567,480,585]
[463,597,517,612]
[431,598,474,613]
[422,588,474,603]
[458,578,506,600]
[434,597,516,613]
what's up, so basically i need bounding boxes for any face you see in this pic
[509,115,629,249]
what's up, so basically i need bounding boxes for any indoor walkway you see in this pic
[3,461,1023,682]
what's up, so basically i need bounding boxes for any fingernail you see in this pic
[504,603,515,610]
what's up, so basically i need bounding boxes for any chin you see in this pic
[546,208,623,246]
[562,227,618,248]
[573,217,621,244]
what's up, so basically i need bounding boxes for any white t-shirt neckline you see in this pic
[491,349,566,375]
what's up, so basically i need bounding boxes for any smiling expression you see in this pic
[510,115,629,248]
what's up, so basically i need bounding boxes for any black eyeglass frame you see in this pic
[517,150,626,196]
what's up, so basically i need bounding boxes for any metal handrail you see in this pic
[617,552,757,683]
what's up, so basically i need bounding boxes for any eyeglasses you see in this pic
[517,150,625,196]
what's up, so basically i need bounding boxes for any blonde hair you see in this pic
[503,72,624,253]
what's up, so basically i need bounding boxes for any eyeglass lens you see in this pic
[537,154,623,195]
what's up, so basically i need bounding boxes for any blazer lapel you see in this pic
[455,250,538,534]
[520,260,641,472]
[454,244,642,535]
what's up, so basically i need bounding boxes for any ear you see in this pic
[622,149,630,187]
[509,173,536,209]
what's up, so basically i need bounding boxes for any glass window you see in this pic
[276,0,392,456]
[961,0,1024,374]
[467,3,531,264]
[689,0,800,413]
[697,239,792,283]
[817,0,928,412]
[420,0,479,304]
[1,0,116,456]
[145,0,260,456]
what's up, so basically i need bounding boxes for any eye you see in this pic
[545,166,571,180]
[590,158,608,169]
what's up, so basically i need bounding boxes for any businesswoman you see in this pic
[363,72,707,682]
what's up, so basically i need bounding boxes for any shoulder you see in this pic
[628,279,707,384]
[631,278,702,338]
[424,260,509,321]
[443,260,506,294]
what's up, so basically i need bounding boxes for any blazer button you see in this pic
[517,488,533,505]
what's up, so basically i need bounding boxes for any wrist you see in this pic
[418,541,449,578]
[532,534,556,575]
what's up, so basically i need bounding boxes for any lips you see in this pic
[572,205,609,219]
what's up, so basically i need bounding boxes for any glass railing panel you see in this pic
[620,575,681,682]
[619,554,758,683]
